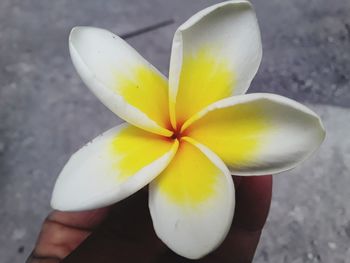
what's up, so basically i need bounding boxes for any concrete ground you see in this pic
[0,0,349,262]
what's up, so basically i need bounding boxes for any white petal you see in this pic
[183,93,325,175]
[149,138,235,259]
[51,124,178,211]
[69,27,172,136]
[169,0,262,127]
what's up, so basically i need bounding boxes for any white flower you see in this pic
[51,0,325,259]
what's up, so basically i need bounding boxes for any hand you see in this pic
[27,175,272,263]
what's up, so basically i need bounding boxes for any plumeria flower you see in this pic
[51,0,325,259]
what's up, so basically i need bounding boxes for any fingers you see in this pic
[28,176,272,263]
[27,207,110,263]
[61,189,165,263]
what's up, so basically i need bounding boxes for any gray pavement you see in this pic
[0,0,349,262]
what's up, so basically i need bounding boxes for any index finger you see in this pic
[27,207,110,262]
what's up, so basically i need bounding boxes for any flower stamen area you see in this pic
[170,127,183,140]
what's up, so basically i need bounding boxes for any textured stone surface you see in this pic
[0,0,349,262]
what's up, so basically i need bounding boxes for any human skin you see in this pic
[27,175,272,263]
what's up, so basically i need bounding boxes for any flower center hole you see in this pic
[171,129,182,140]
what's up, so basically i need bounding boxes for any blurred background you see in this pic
[0,0,349,262]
